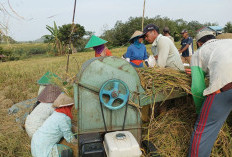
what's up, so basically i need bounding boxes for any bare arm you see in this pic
[179,44,190,54]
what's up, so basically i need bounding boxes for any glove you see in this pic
[126,58,130,62]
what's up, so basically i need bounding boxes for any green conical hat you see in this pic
[85,35,108,48]
[37,71,61,85]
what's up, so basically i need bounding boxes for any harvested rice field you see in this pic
[1,45,232,157]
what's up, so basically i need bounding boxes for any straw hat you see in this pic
[52,93,74,108]
[129,31,143,41]
[85,35,108,48]
[37,84,62,103]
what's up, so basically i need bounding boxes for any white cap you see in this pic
[196,31,215,42]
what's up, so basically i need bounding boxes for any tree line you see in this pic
[1,16,232,59]
[101,16,222,47]
[44,16,232,53]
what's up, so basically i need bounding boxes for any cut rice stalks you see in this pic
[136,67,191,97]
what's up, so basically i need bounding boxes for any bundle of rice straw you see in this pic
[136,67,191,97]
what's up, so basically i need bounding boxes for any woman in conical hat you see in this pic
[25,84,62,138]
[31,93,77,157]
[85,35,112,57]
[124,30,149,68]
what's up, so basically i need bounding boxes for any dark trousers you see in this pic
[188,89,232,157]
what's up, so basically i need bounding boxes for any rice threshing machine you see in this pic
[74,56,186,157]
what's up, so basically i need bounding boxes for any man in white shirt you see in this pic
[188,31,232,157]
[142,24,184,71]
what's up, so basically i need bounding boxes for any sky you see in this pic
[1,0,232,41]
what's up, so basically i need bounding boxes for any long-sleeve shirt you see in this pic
[125,44,148,67]
[31,111,75,157]
[95,47,112,57]
[25,103,54,138]
[151,34,184,71]
[191,39,232,113]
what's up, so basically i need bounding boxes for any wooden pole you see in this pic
[142,0,146,31]
[66,0,77,74]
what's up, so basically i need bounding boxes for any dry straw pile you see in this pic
[137,67,232,157]
[137,67,191,96]
[216,33,232,39]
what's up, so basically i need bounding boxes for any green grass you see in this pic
[1,43,53,61]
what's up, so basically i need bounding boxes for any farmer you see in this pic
[124,30,149,68]
[163,26,174,43]
[85,35,112,57]
[179,29,194,64]
[188,31,232,157]
[142,24,184,71]
[25,84,62,138]
[31,93,77,157]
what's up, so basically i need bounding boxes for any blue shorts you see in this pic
[182,51,190,57]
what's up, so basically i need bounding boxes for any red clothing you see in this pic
[55,105,73,119]
[95,48,112,57]
[130,60,143,66]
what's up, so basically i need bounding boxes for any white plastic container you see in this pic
[104,131,142,157]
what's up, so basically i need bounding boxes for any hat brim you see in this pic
[129,34,142,41]
[141,27,156,38]
[85,41,108,48]
[53,103,74,108]
[197,34,215,42]
[59,103,74,107]
[140,32,147,38]
[85,35,108,48]
[181,32,187,34]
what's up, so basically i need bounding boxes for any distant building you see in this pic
[197,26,223,36]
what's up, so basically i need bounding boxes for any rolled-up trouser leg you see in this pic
[188,89,232,157]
